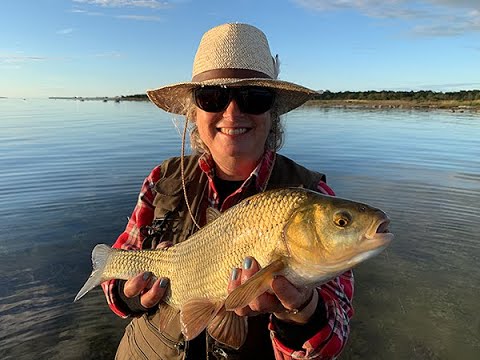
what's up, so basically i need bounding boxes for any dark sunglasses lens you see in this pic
[237,87,275,114]
[194,87,230,112]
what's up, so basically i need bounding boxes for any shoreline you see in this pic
[304,99,480,112]
[46,96,480,112]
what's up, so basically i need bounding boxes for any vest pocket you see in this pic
[116,315,185,360]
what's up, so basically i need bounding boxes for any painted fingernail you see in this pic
[159,278,169,288]
[143,272,152,281]
[231,268,239,281]
[149,276,158,287]
[243,257,252,270]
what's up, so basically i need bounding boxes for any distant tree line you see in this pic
[120,90,480,102]
[121,94,149,100]
[314,90,480,101]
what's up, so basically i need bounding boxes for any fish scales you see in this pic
[102,188,308,308]
[75,187,393,349]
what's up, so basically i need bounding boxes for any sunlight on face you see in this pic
[195,100,272,166]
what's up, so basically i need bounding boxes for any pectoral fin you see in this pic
[180,298,223,341]
[224,259,286,310]
[207,306,248,349]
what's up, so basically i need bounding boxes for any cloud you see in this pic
[72,0,169,9]
[293,0,480,36]
[69,8,104,16]
[57,28,74,35]
[114,14,163,21]
[0,54,48,64]
[92,51,123,58]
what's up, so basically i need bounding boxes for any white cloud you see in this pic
[72,0,169,9]
[69,8,104,16]
[115,14,163,21]
[293,0,480,36]
[57,28,74,35]
[0,54,48,64]
[92,51,123,58]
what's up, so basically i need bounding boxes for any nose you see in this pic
[223,98,243,118]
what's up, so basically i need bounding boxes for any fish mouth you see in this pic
[364,218,394,247]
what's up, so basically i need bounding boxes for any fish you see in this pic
[74,187,393,349]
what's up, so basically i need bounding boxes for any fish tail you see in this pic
[74,244,115,302]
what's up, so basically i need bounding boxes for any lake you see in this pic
[1,99,479,359]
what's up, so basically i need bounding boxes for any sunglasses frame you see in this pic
[193,85,276,115]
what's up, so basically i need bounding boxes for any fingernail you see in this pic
[149,276,158,287]
[243,257,252,270]
[231,268,239,281]
[159,278,169,288]
[143,272,152,281]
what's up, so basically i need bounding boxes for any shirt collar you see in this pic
[198,150,276,192]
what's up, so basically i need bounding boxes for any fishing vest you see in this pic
[115,154,326,360]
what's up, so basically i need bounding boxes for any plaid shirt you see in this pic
[102,150,354,359]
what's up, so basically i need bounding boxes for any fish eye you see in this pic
[334,211,351,228]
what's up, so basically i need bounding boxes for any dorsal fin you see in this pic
[206,207,222,223]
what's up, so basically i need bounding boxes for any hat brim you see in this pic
[146,78,317,115]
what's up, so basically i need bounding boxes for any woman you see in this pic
[102,23,354,359]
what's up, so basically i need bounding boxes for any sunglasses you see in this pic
[193,86,275,115]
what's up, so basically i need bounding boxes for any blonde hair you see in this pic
[175,94,284,155]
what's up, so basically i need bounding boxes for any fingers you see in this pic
[227,267,242,293]
[271,275,311,310]
[272,276,317,323]
[124,272,169,309]
[156,241,173,250]
[124,272,154,298]
[241,257,282,313]
[227,257,283,316]
[140,277,170,309]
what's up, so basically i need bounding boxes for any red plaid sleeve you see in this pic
[269,181,355,359]
[101,165,163,318]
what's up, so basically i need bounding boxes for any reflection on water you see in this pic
[1,99,479,359]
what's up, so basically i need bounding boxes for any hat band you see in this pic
[192,68,272,82]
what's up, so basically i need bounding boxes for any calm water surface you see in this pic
[1,99,479,359]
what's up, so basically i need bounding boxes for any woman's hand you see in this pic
[227,257,318,324]
[123,241,172,309]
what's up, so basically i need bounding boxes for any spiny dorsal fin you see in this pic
[224,259,286,310]
[207,306,247,350]
[180,298,223,341]
[206,207,222,223]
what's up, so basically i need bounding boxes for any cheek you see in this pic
[195,111,217,137]
[255,114,272,135]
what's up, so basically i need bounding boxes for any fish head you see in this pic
[284,191,393,282]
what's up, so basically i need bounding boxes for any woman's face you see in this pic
[195,99,272,166]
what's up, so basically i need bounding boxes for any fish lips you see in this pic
[365,218,394,246]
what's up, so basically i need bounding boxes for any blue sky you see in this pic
[1,0,479,98]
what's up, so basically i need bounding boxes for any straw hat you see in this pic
[147,23,317,115]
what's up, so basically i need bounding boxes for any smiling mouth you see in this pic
[218,127,249,135]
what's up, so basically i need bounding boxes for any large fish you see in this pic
[74,188,393,349]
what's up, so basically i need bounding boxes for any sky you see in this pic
[1,0,479,98]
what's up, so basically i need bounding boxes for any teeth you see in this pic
[219,128,248,135]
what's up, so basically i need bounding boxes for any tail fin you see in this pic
[74,244,114,302]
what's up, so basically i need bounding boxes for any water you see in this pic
[1,99,479,359]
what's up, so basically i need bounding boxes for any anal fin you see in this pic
[180,298,223,341]
[207,306,247,350]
